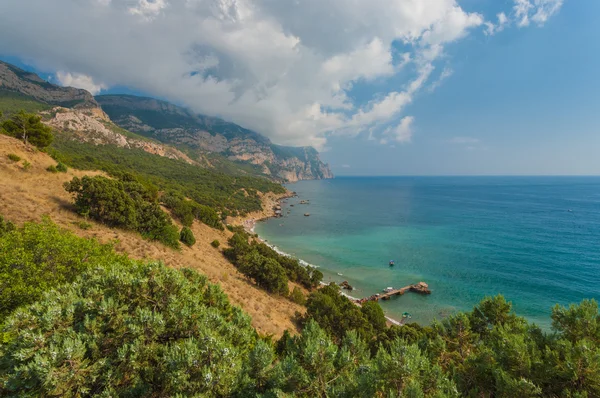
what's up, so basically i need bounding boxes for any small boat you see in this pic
[337,272,343,276]
[389,260,395,266]
[304,213,310,217]
[402,312,412,319]
[383,287,394,293]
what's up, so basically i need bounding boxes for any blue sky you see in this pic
[327,0,600,175]
[1,0,595,175]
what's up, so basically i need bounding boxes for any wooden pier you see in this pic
[356,282,431,304]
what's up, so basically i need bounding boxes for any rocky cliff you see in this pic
[96,95,333,182]
[41,106,197,165]
[0,61,97,108]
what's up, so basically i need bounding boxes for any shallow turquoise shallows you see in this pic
[255,177,600,329]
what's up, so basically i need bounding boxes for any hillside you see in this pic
[96,94,334,182]
[0,134,303,336]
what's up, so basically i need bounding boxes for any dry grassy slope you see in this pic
[0,134,304,337]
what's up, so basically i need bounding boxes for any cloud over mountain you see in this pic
[0,0,563,148]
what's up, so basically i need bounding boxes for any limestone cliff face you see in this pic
[96,95,334,182]
[0,61,97,108]
[41,107,197,165]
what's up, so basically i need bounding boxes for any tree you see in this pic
[1,110,53,148]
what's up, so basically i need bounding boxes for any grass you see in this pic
[7,153,21,162]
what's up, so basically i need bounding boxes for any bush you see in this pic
[0,215,16,237]
[0,262,257,397]
[56,162,68,172]
[0,217,130,323]
[7,153,20,162]
[211,239,221,248]
[21,160,31,171]
[46,165,58,173]
[290,287,306,305]
[64,175,180,248]
[180,226,196,246]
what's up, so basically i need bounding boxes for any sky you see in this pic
[0,0,597,176]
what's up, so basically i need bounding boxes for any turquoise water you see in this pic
[255,177,600,328]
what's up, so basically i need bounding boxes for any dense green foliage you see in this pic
[0,217,130,324]
[1,217,599,397]
[211,239,221,248]
[0,262,258,397]
[56,161,68,172]
[64,175,180,248]
[225,230,323,292]
[224,231,322,296]
[179,226,196,246]
[50,136,285,216]
[1,110,53,148]
[6,154,20,162]
[162,191,223,229]
[305,283,387,344]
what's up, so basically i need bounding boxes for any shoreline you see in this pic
[239,191,407,327]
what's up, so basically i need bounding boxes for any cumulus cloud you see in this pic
[0,0,563,148]
[55,72,107,95]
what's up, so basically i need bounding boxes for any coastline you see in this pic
[238,190,406,327]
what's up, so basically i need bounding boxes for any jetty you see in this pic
[356,282,430,304]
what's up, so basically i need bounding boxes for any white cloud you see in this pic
[0,0,563,149]
[55,71,107,95]
[382,116,415,144]
[485,12,509,35]
[129,0,168,20]
[428,66,454,92]
[513,0,563,27]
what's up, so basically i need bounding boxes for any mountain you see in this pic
[95,95,333,182]
[0,60,332,182]
[0,61,97,108]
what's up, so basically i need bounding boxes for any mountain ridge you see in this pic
[95,94,333,182]
[0,58,332,182]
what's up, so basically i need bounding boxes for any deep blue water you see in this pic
[255,177,600,328]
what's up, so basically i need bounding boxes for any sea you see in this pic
[255,177,600,329]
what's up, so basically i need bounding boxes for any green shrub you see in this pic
[0,262,257,397]
[21,160,31,171]
[64,175,180,248]
[46,165,58,173]
[0,217,130,323]
[211,239,221,248]
[290,286,306,305]
[7,153,20,162]
[0,215,16,237]
[180,226,196,246]
[56,162,68,172]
